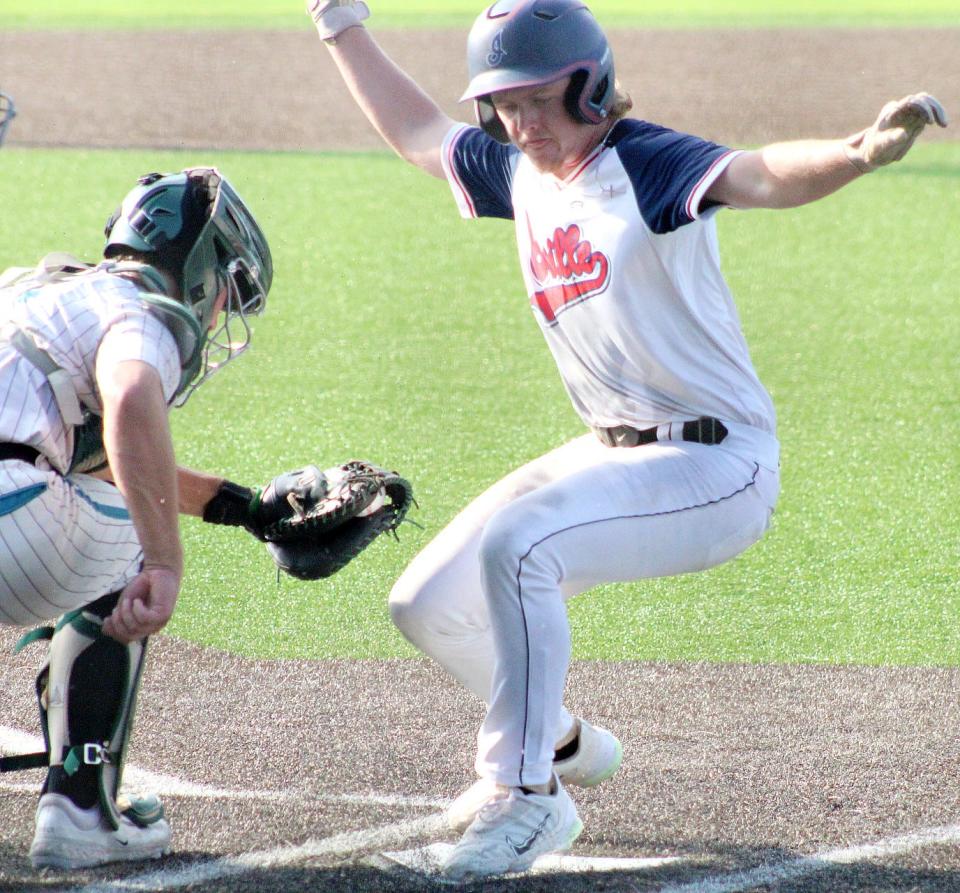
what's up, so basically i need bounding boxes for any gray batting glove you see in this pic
[844,93,949,173]
[306,0,370,41]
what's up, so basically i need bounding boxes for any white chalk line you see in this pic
[1,725,448,808]
[375,841,686,882]
[655,821,960,893]
[54,820,960,893]
[93,818,960,893]
[66,813,449,893]
[11,723,960,890]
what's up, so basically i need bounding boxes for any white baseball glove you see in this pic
[306,0,370,41]
[844,93,948,173]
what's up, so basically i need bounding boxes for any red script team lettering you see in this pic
[528,219,610,324]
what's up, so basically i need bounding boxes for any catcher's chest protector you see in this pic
[0,255,203,472]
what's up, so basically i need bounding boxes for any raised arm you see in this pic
[707,93,948,210]
[307,0,457,178]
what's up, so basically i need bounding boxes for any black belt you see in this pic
[594,417,728,449]
[0,443,41,464]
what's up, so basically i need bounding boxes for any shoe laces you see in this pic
[475,787,550,832]
[475,795,513,825]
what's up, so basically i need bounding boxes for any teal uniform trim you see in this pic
[0,482,47,517]
[72,485,130,521]
[13,625,54,654]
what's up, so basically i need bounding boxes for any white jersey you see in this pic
[0,267,184,626]
[442,119,778,467]
[0,268,182,474]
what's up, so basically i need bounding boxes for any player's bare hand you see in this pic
[103,567,180,643]
[306,0,370,41]
[845,93,948,173]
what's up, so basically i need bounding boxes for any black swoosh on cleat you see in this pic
[506,814,550,857]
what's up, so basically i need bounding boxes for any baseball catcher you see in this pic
[202,460,415,579]
[0,165,413,872]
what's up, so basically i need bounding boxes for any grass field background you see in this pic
[1,145,957,664]
[5,0,960,28]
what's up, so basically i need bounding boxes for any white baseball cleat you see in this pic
[553,718,623,787]
[447,778,510,833]
[446,718,622,832]
[442,779,583,881]
[29,793,171,870]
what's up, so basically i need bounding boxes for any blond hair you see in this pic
[608,81,634,122]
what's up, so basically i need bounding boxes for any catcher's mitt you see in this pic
[256,461,414,580]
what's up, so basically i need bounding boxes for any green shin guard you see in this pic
[42,593,154,830]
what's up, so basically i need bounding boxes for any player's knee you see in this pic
[387,584,422,639]
[388,568,446,640]
[477,505,558,593]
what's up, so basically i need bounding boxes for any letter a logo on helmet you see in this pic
[461,0,615,144]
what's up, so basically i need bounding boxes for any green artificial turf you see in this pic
[0,145,957,663]
[4,0,959,29]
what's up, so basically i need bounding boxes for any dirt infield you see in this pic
[4,628,960,891]
[2,24,960,893]
[0,29,958,151]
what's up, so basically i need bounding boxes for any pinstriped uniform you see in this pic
[0,269,181,626]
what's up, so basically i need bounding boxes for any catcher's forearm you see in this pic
[100,361,183,577]
[201,479,261,532]
[178,468,236,517]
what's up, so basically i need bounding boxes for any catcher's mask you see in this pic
[461,0,615,144]
[103,167,273,403]
[0,91,16,147]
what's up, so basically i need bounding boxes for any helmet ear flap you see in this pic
[564,71,589,123]
[476,97,511,144]
[477,71,611,144]
[564,69,611,125]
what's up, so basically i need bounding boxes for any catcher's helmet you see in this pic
[0,91,16,147]
[104,167,273,401]
[461,0,615,144]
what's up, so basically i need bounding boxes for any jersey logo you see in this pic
[527,218,610,325]
[487,30,507,66]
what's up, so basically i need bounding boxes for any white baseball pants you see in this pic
[389,431,779,787]
[0,462,142,627]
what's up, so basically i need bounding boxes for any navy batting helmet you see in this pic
[0,91,16,147]
[461,0,615,144]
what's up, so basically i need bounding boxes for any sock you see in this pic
[44,764,99,810]
[519,777,557,797]
[553,734,579,762]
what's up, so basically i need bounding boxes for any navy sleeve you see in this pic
[610,119,732,235]
[449,127,517,220]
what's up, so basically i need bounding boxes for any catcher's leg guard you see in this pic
[40,591,157,830]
